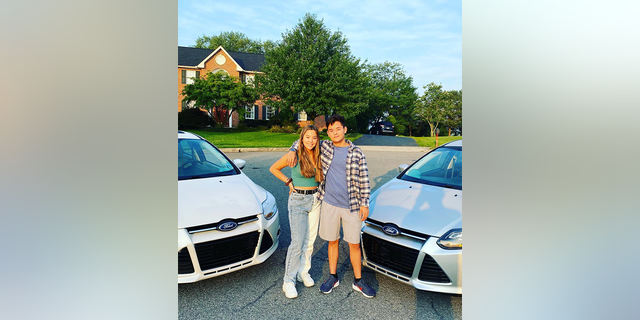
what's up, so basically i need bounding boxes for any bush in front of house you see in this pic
[178,108,214,130]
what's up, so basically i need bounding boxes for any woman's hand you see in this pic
[288,184,295,195]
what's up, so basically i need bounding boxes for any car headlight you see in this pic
[261,192,277,220]
[437,228,462,250]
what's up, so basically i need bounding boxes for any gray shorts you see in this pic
[318,202,361,244]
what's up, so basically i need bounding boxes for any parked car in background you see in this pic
[361,140,462,294]
[369,121,395,135]
[178,130,280,283]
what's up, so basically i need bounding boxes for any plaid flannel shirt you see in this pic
[291,139,370,215]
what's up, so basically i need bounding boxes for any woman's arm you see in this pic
[270,153,295,194]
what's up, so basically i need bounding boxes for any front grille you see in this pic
[178,248,194,274]
[258,231,273,254]
[418,254,451,283]
[362,233,419,278]
[186,215,258,234]
[366,218,430,241]
[194,231,260,271]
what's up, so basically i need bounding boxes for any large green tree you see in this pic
[194,31,276,54]
[181,71,258,125]
[257,13,368,122]
[362,61,418,134]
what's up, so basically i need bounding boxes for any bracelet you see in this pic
[285,178,293,186]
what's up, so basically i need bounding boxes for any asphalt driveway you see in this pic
[354,134,418,146]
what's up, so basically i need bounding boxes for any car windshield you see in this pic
[400,146,462,189]
[179,139,237,180]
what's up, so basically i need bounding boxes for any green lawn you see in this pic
[188,128,451,148]
[189,129,363,148]
[408,135,462,148]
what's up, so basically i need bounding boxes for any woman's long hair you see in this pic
[297,125,324,183]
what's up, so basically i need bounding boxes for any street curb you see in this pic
[219,146,431,153]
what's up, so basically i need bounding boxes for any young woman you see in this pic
[269,125,323,299]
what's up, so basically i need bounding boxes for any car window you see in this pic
[179,139,237,180]
[401,146,461,189]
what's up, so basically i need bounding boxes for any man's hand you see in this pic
[359,206,369,222]
[286,150,297,167]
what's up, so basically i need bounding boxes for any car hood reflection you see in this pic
[369,179,462,237]
[178,174,265,229]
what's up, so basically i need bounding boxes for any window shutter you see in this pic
[262,106,266,120]
[254,105,258,119]
[294,111,298,121]
[275,108,279,116]
[181,70,186,84]
[195,71,200,79]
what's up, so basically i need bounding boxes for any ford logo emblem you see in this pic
[382,224,400,236]
[218,221,238,232]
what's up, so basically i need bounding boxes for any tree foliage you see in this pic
[416,83,450,137]
[257,13,368,122]
[194,31,275,54]
[181,72,259,124]
[363,62,417,123]
[442,89,462,135]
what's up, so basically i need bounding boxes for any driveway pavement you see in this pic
[354,134,418,146]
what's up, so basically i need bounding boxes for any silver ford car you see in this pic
[361,140,462,294]
[178,130,280,283]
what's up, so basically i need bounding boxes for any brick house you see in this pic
[178,46,326,129]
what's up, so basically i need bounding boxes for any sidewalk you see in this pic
[219,145,431,153]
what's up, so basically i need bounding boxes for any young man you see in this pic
[287,114,376,298]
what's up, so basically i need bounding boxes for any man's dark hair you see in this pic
[326,114,346,128]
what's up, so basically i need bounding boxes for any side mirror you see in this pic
[398,164,409,173]
[233,159,246,170]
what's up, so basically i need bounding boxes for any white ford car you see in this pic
[361,140,462,294]
[178,130,280,283]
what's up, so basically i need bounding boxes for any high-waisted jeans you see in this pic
[283,192,321,284]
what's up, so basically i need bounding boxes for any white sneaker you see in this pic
[282,282,298,299]
[297,273,315,287]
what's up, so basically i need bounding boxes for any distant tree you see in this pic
[416,82,452,137]
[442,90,462,135]
[194,31,273,54]
[257,13,368,122]
[181,72,259,125]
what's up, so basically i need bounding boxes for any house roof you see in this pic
[226,50,265,72]
[178,46,265,72]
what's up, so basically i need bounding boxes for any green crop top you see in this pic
[291,162,319,187]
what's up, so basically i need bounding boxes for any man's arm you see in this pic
[286,140,299,167]
[357,150,371,221]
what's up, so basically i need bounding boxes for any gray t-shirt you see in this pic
[323,146,349,209]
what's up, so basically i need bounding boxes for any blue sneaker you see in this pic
[352,279,376,298]
[319,275,340,294]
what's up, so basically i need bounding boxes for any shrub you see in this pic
[178,108,213,130]
[283,125,297,133]
[267,125,284,133]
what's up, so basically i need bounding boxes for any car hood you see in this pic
[369,178,462,237]
[178,173,267,229]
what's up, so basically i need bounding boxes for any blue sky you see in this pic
[178,0,461,92]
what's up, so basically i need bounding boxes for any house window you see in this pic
[181,70,186,84]
[265,106,276,120]
[298,110,307,121]
[186,70,197,84]
[195,71,200,79]
[245,105,255,120]
[245,74,255,87]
